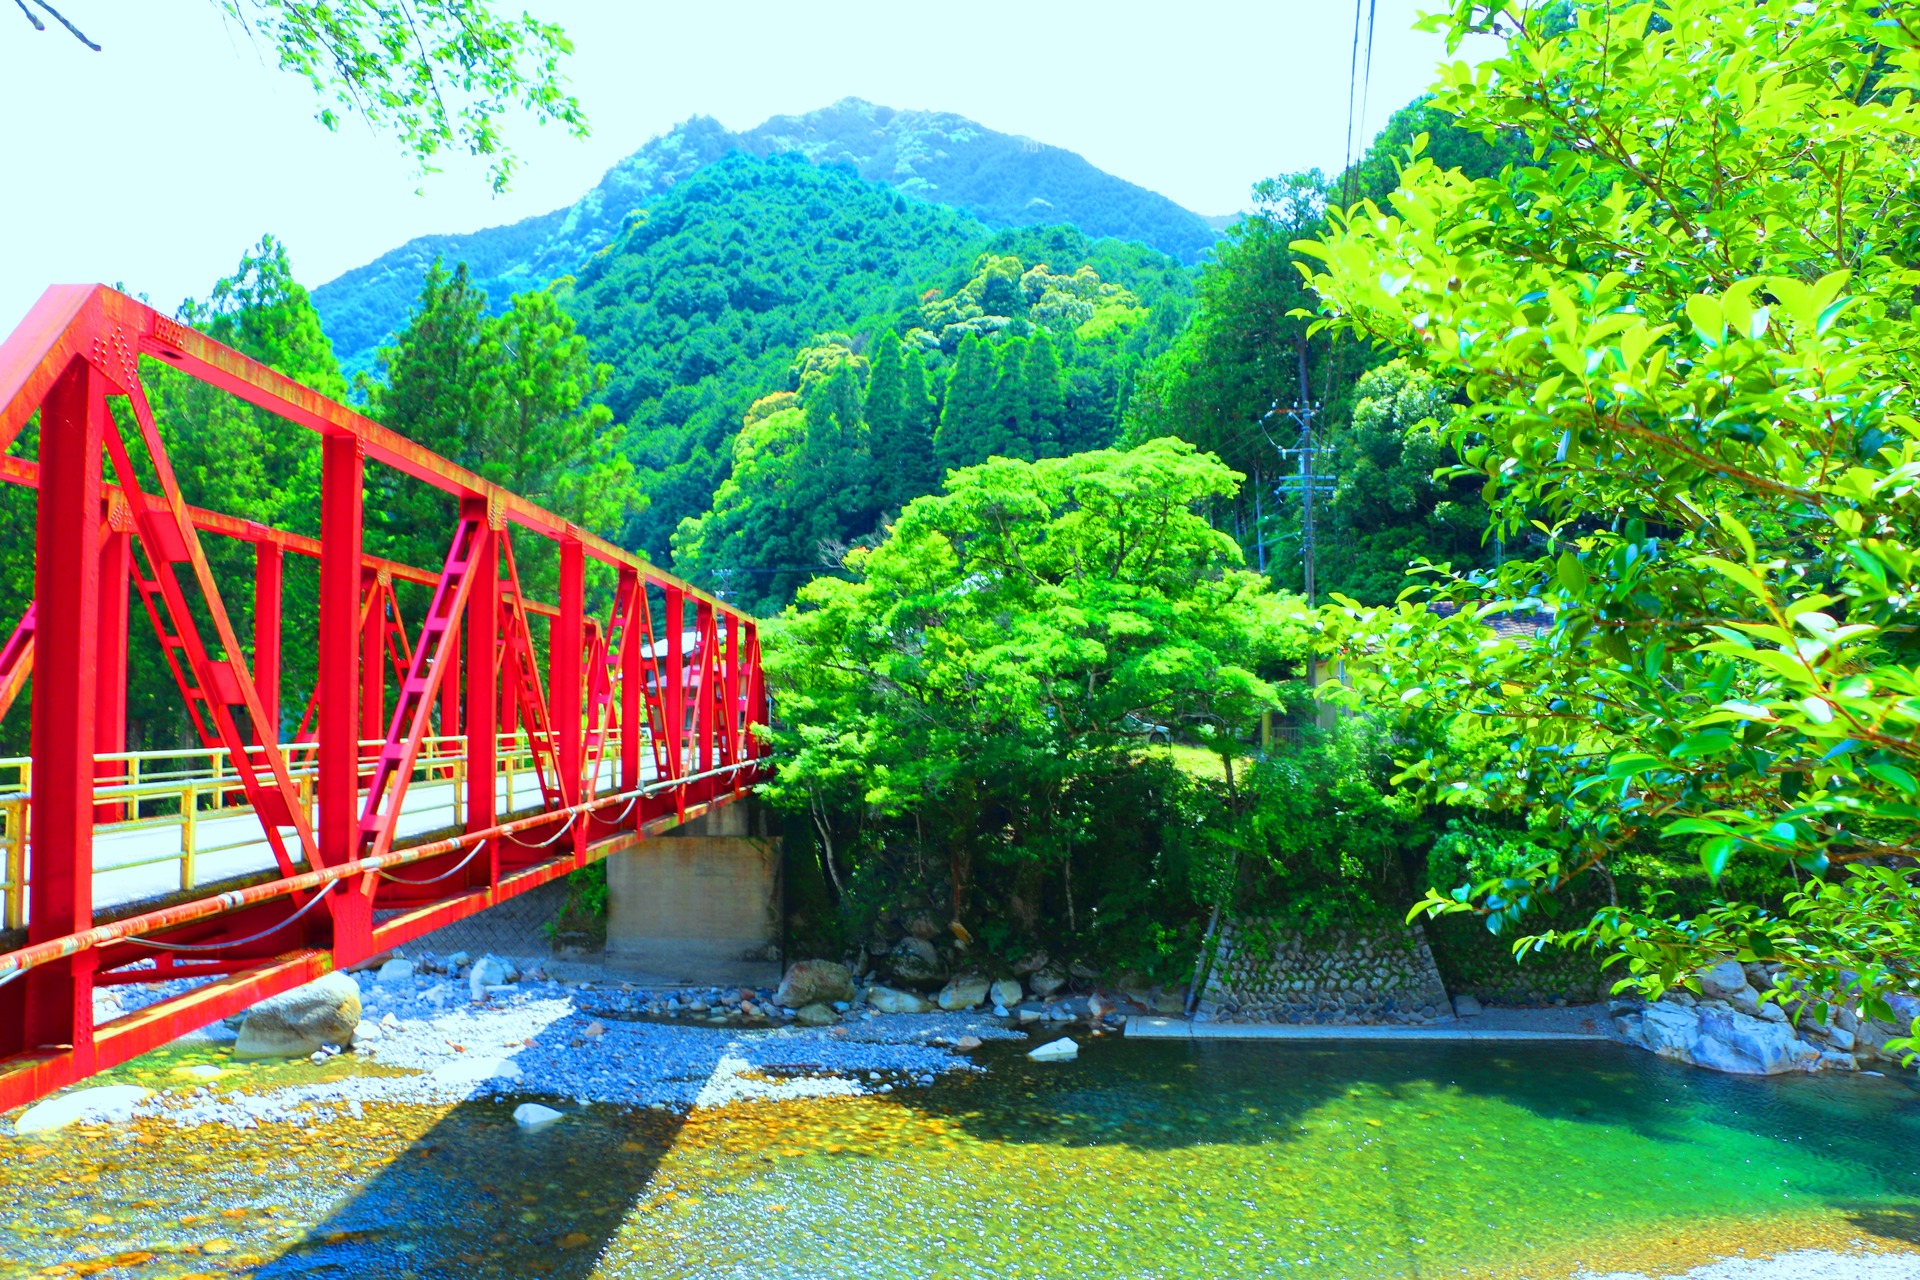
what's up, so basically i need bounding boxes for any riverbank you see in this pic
[89,957,1045,1133]
[7,974,1920,1280]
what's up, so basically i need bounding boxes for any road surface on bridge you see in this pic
[87,761,628,912]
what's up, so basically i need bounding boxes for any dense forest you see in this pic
[23,49,1878,1005]
[314,98,1222,378]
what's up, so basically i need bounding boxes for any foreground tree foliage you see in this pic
[764,440,1309,958]
[1305,0,1920,1041]
[12,1,587,191]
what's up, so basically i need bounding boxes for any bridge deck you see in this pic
[0,284,771,1117]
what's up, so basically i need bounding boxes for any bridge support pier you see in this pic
[604,800,781,987]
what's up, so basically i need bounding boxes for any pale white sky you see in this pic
[0,1,1470,332]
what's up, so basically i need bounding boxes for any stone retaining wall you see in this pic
[1426,914,1613,1005]
[1199,920,1451,1024]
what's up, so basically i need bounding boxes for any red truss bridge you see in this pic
[0,285,771,1113]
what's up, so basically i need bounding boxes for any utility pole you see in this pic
[1296,339,1320,610]
[1270,341,1335,604]
[1269,340,1336,692]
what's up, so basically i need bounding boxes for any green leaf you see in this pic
[1699,836,1736,882]
[1556,550,1589,596]
[1663,817,1739,836]
[1606,753,1664,779]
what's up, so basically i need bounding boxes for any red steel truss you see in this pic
[0,285,770,1113]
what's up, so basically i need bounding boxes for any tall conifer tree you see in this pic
[989,337,1033,459]
[369,260,492,568]
[1023,330,1066,458]
[935,334,996,473]
[898,347,938,499]
[864,330,912,510]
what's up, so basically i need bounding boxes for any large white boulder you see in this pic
[1617,1000,1821,1075]
[937,974,991,1012]
[1696,959,1751,1000]
[235,972,361,1058]
[14,1084,150,1134]
[774,960,855,1008]
[513,1102,564,1129]
[866,985,933,1014]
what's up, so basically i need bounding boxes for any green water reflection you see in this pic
[5,1038,1918,1279]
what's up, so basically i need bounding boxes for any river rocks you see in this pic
[376,958,415,986]
[1615,1001,1821,1075]
[866,985,934,1014]
[1029,964,1068,999]
[1452,994,1483,1018]
[1148,987,1188,1016]
[903,914,941,941]
[887,937,946,990]
[1028,1037,1078,1061]
[775,960,856,1008]
[1013,950,1051,976]
[989,978,1023,1009]
[955,1035,982,1051]
[938,974,991,1011]
[468,957,508,1001]
[14,1084,150,1134]
[513,1102,564,1129]
[795,1003,839,1026]
[1697,959,1750,1000]
[235,972,361,1058]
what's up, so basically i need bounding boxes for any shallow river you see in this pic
[5,1036,1919,1278]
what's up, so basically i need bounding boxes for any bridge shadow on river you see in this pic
[240,1030,1920,1278]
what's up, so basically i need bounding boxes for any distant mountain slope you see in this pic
[313,99,1219,375]
[565,151,991,559]
[736,100,1221,263]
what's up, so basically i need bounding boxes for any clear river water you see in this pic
[4,1035,1918,1279]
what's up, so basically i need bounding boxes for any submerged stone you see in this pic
[1028,1037,1079,1061]
[14,1084,150,1133]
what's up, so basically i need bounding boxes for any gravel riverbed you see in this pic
[90,958,1037,1132]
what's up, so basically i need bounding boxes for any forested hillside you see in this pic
[563,153,989,566]
[548,152,1195,594]
[313,99,1221,376]
[669,227,1193,610]
[1123,97,1536,603]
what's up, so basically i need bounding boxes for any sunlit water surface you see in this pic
[5,1037,1919,1279]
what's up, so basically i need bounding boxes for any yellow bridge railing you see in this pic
[0,730,627,930]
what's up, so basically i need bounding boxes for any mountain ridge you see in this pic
[312,99,1220,374]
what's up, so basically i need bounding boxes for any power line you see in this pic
[1340,0,1380,212]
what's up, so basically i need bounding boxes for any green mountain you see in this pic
[312,99,1220,375]
[567,151,987,560]
[563,152,1193,569]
